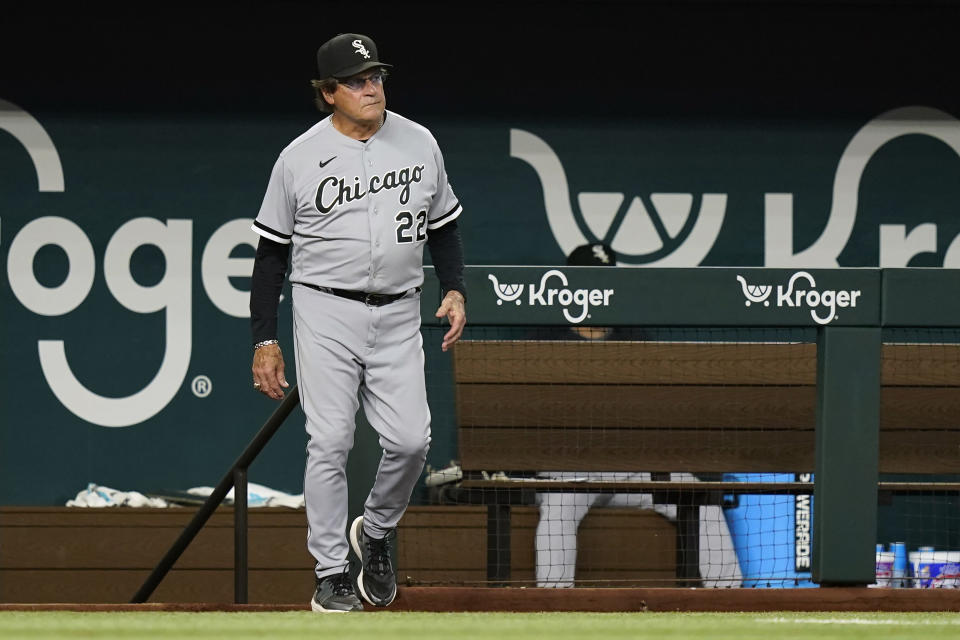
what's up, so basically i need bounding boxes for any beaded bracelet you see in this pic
[254,339,279,351]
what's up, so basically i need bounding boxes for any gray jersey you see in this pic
[252,111,462,293]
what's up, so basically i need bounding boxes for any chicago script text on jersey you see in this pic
[315,165,426,214]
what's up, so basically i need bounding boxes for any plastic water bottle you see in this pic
[911,547,935,588]
[873,544,892,587]
[891,541,908,588]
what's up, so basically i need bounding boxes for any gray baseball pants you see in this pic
[534,472,743,588]
[291,284,430,579]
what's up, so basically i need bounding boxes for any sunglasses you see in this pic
[338,70,387,91]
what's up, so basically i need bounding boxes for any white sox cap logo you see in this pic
[352,39,371,59]
[591,244,612,264]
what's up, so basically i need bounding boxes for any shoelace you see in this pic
[328,568,354,596]
[364,533,393,576]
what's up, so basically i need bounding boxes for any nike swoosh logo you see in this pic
[318,156,336,168]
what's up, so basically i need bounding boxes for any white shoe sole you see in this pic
[349,515,396,607]
[309,598,352,613]
[349,516,375,606]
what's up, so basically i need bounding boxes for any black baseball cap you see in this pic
[316,33,392,80]
[566,242,617,266]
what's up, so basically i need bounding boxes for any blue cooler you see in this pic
[723,472,817,588]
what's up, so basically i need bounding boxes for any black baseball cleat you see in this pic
[310,567,364,613]
[349,515,397,607]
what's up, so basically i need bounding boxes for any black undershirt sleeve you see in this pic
[426,219,467,301]
[249,236,291,346]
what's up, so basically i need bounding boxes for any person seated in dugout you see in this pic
[533,242,743,588]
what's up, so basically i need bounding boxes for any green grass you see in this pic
[2,611,959,640]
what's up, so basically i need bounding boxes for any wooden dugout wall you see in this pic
[455,340,960,475]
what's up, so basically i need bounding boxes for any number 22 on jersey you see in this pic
[395,210,426,243]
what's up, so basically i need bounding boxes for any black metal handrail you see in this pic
[131,385,301,604]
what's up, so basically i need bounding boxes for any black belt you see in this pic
[303,283,419,306]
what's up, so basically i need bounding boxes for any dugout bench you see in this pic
[449,338,960,585]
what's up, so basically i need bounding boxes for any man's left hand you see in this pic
[435,290,466,352]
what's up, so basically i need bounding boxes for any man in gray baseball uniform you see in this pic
[248,32,467,612]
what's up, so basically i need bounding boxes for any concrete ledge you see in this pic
[3,587,959,612]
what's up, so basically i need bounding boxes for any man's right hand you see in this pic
[252,343,289,400]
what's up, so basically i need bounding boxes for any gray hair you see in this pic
[310,78,338,113]
[309,68,389,113]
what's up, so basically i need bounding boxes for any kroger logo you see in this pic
[488,270,614,324]
[736,271,862,325]
[512,106,960,269]
[1,98,255,428]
